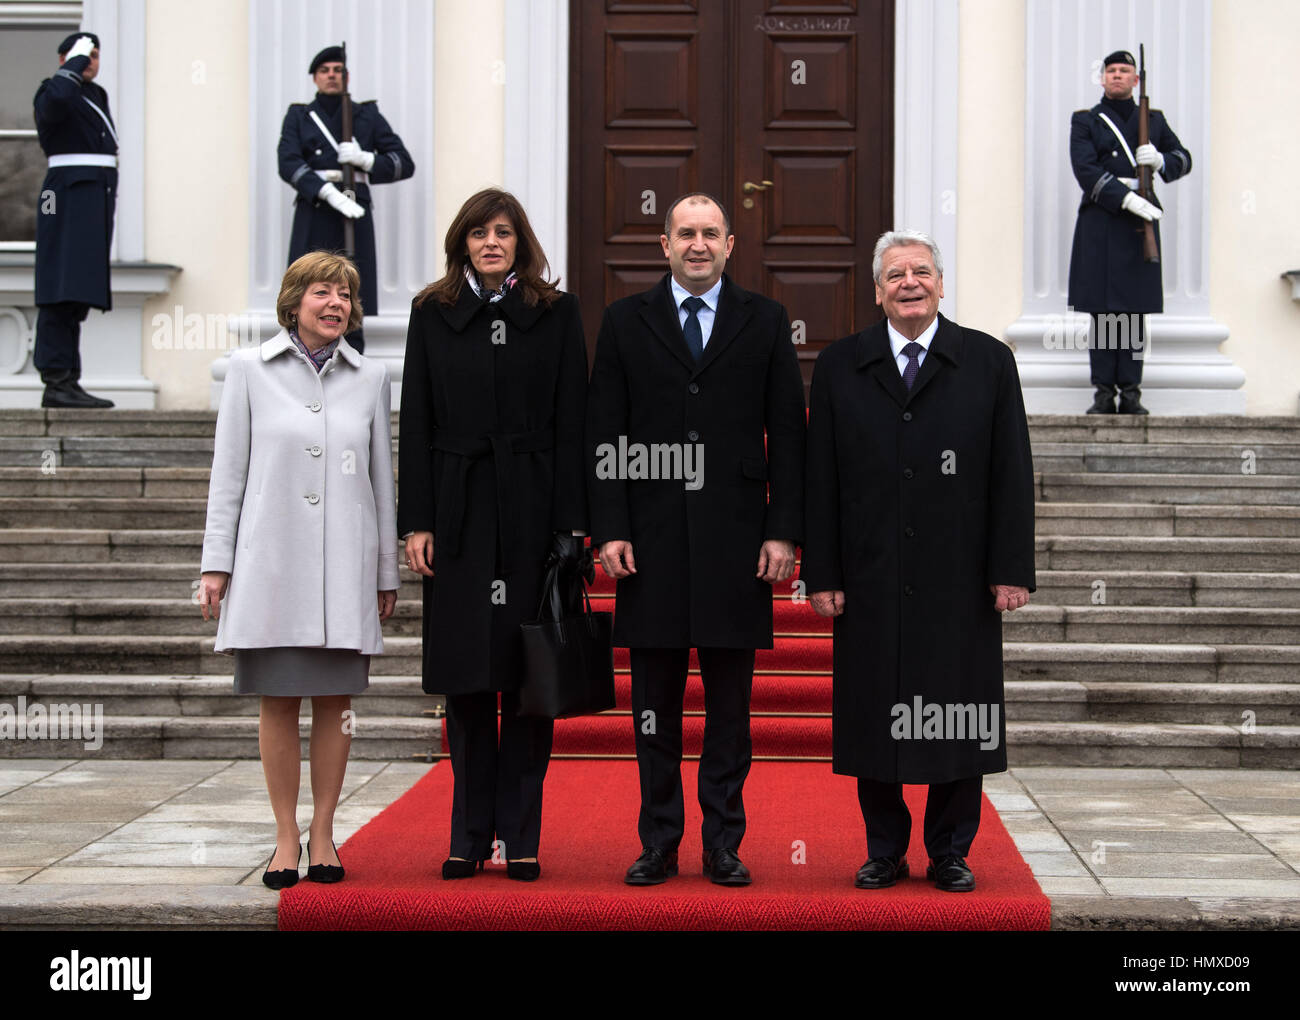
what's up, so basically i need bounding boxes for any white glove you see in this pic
[1121,191,1162,222]
[68,35,96,60]
[336,141,375,172]
[1134,143,1165,172]
[317,182,365,219]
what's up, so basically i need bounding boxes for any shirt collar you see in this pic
[887,315,940,360]
[670,274,723,313]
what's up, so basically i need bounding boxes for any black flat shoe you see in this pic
[506,860,541,882]
[624,846,678,885]
[262,844,301,890]
[854,855,909,889]
[926,854,976,892]
[442,857,485,880]
[702,847,752,885]
[306,839,345,883]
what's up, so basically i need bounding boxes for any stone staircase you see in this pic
[0,409,1297,765]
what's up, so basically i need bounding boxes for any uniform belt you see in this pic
[47,153,117,168]
[1118,177,1138,189]
[316,169,369,184]
[429,428,554,574]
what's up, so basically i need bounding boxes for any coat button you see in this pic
[904,526,915,538]
[308,400,322,412]
[308,445,322,457]
[306,493,320,504]
[688,383,700,394]
[903,467,914,479]
[903,585,914,596]
[902,411,912,422]
[687,430,700,441]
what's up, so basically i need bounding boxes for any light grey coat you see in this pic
[201,330,400,654]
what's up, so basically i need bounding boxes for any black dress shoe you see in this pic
[702,848,752,886]
[1086,385,1117,414]
[306,839,344,883]
[41,373,114,409]
[1118,385,1150,415]
[854,855,909,889]
[624,847,678,885]
[441,857,485,879]
[262,844,302,890]
[926,854,976,892]
[506,860,541,882]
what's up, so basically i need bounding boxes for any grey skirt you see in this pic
[233,647,370,697]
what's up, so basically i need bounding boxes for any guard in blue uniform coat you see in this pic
[278,46,415,354]
[32,32,117,409]
[1068,48,1192,415]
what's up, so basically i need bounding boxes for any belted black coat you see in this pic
[585,273,806,649]
[278,95,415,315]
[1067,101,1192,313]
[397,284,588,695]
[32,54,117,310]
[800,315,1036,783]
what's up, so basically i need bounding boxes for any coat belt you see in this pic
[430,427,553,573]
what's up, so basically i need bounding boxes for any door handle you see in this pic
[742,180,775,194]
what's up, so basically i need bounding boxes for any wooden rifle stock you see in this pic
[340,41,356,259]
[1137,45,1159,263]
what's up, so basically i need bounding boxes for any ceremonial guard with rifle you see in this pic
[277,44,415,353]
[32,32,118,409]
[1067,47,1192,415]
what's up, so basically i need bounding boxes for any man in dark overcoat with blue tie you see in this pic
[801,230,1036,893]
[586,193,806,886]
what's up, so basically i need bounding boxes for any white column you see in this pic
[1007,0,1244,413]
[503,0,568,285]
[214,0,438,406]
[894,0,960,317]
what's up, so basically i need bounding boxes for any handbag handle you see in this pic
[532,559,595,623]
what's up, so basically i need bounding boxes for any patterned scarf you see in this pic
[464,264,518,303]
[290,329,339,373]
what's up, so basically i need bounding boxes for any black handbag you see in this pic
[518,550,616,719]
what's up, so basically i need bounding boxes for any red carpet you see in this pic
[279,761,1050,930]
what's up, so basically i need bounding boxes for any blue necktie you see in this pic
[901,341,924,390]
[682,296,706,363]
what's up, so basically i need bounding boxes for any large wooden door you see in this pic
[569,0,894,386]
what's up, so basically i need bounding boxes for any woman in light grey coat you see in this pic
[198,251,399,889]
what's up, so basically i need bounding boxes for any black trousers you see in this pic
[1088,312,1145,388]
[630,646,755,852]
[857,775,984,860]
[443,690,553,860]
[34,302,89,378]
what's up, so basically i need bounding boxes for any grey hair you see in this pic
[871,230,943,283]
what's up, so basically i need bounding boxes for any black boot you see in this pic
[41,372,114,409]
[1086,385,1116,414]
[1118,385,1149,415]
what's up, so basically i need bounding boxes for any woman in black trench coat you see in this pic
[398,188,588,881]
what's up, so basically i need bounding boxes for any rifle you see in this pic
[1137,44,1159,263]
[339,40,355,258]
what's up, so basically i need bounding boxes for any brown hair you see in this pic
[277,251,364,333]
[415,188,560,309]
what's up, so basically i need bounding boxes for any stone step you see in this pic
[0,498,208,530]
[1035,503,1300,537]
[0,467,213,499]
[1039,472,1299,505]
[1037,535,1300,572]
[1033,442,1300,475]
[1026,415,1300,447]
[1003,681,1300,725]
[1004,721,1299,768]
[0,529,207,563]
[0,712,440,761]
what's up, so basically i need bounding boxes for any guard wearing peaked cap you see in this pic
[32,32,117,408]
[277,45,416,353]
[1067,47,1193,414]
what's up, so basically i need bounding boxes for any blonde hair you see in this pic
[277,251,363,333]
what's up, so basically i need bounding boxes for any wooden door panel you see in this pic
[762,147,856,244]
[604,146,697,242]
[606,31,699,127]
[764,34,856,128]
[762,262,857,343]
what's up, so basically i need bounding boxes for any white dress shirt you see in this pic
[887,316,940,377]
[670,275,723,348]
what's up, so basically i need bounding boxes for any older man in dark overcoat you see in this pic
[801,230,1035,893]
[586,193,806,886]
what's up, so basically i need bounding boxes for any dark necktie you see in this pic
[682,296,706,362]
[901,341,924,390]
